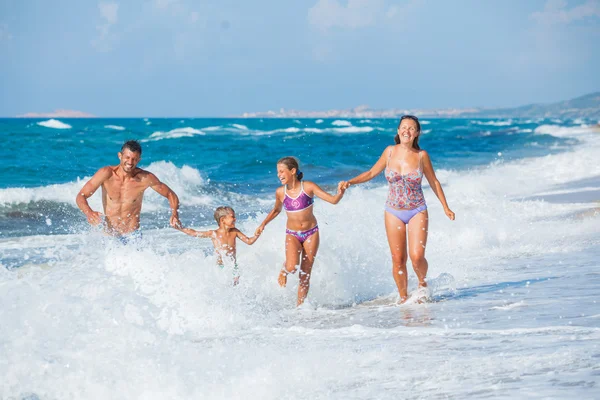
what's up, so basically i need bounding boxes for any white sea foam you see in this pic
[0,162,209,211]
[315,119,324,124]
[104,125,126,131]
[534,124,598,138]
[471,119,513,126]
[232,124,249,130]
[145,127,205,141]
[331,120,352,126]
[37,119,71,129]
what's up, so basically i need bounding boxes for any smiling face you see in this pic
[220,211,236,228]
[118,148,141,173]
[277,163,296,186]
[397,118,420,145]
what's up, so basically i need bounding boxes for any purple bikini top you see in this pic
[283,182,314,212]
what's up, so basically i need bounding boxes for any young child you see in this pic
[255,157,346,306]
[178,206,260,285]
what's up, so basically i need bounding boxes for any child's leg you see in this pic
[384,211,409,302]
[407,209,429,288]
[297,231,320,306]
[279,234,302,287]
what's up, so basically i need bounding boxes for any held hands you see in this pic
[170,212,182,229]
[340,181,351,190]
[85,210,104,226]
[255,224,265,236]
[337,181,347,195]
[444,207,456,221]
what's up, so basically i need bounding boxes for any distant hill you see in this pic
[468,92,600,119]
[240,92,600,119]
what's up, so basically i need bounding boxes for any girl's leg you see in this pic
[384,211,408,302]
[407,209,429,288]
[297,231,320,306]
[279,234,303,287]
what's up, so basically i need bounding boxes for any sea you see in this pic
[1,117,599,399]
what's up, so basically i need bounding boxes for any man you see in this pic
[76,140,181,238]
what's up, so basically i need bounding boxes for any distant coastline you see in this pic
[16,109,95,118]
[240,92,600,120]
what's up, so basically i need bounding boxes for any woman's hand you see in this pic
[337,181,347,194]
[340,181,351,190]
[444,207,455,221]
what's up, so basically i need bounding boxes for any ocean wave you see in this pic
[315,119,324,124]
[145,127,205,142]
[332,120,352,127]
[534,124,598,138]
[104,125,126,131]
[37,119,71,129]
[0,162,209,211]
[471,120,513,126]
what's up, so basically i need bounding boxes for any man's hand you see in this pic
[170,212,182,229]
[85,210,104,226]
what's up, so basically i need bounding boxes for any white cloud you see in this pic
[92,2,119,51]
[531,0,600,25]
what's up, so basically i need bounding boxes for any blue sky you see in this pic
[1,0,599,117]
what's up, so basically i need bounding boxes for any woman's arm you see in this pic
[421,151,455,220]
[305,181,346,205]
[255,188,284,235]
[341,146,390,188]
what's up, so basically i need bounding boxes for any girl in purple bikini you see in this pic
[341,115,455,304]
[256,157,346,306]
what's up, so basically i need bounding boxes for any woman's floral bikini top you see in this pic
[385,148,426,210]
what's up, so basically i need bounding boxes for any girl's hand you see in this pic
[340,181,351,190]
[444,208,455,220]
[337,181,346,194]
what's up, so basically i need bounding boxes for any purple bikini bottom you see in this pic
[385,205,427,224]
[286,225,319,244]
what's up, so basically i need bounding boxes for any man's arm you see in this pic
[147,173,181,228]
[75,167,112,226]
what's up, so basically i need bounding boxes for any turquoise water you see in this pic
[1,117,599,399]
[0,117,577,237]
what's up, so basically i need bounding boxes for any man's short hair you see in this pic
[214,206,235,224]
[121,140,142,155]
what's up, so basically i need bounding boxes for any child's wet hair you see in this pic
[214,206,235,224]
[277,156,303,181]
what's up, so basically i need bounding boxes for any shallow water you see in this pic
[1,119,599,398]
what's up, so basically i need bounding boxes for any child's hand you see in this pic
[444,207,456,221]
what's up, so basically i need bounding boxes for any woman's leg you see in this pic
[297,231,320,306]
[279,234,303,287]
[407,209,429,288]
[384,211,408,302]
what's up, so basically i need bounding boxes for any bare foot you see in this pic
[233,276,240,286]
[278,269,288,287]
[398,296,408,305]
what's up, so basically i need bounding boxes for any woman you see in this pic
[341,116,455,303]
[256,157,345,306]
